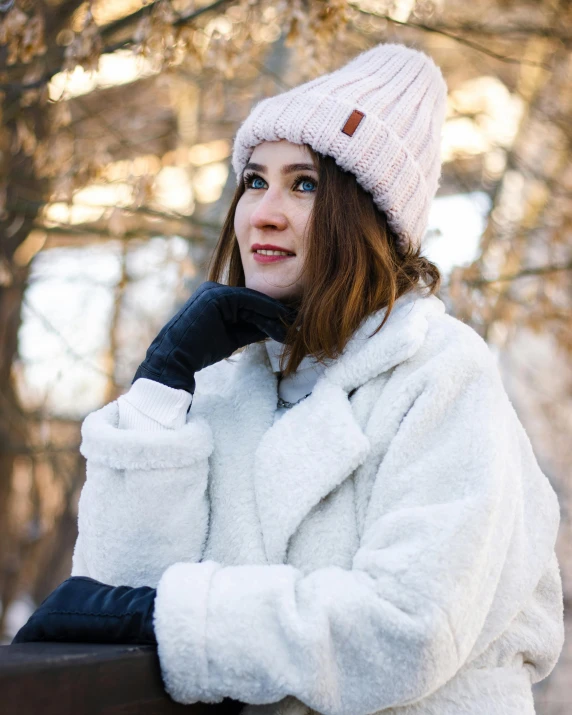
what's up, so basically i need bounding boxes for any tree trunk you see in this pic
[0,85,48,635]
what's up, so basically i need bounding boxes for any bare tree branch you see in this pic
[348,4,555,69]
[0,0,235,91]
[412,20,572,43]
[21,296,113,380]
[461,260,572,286]
[100,0,231,43]
[7,197,223,233]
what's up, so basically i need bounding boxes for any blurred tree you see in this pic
[0,6,571,710]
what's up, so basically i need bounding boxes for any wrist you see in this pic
[132,363,196,395]
[120,378,193,430]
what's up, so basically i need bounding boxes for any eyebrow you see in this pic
[244,162,318,175]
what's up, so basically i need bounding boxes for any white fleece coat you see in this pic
[72,288,564,715]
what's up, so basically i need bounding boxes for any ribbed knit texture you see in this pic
[232,42,448,252]
[118,378,192,431]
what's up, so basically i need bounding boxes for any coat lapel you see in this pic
[253,376,371,563]
[236,290,446,565]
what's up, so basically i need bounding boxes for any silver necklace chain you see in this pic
[276,371,312,408]
[277,392,312,408]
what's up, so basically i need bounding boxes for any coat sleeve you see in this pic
[70,396,213,588]
[152,339,562,714]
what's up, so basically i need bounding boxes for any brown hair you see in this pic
[206,145,441,379]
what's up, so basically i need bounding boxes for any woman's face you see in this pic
[234,140,318,302]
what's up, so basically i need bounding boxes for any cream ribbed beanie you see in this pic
[231,42,448,253]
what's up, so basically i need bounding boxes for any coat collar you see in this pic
[230,289,446,564]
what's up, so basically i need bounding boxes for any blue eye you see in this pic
[296,176,317,192]
[243,172,265,189]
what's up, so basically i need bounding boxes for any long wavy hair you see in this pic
[206,145,441,379]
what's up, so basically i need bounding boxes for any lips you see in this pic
[251,243,296,254]
[253,252,295,264]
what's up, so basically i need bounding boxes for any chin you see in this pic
[246,277,299,302]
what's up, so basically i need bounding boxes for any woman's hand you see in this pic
[11,576,157,645]
[132,281,298,394]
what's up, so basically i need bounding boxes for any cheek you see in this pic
[234,204,249,250]
[293,206,313,249]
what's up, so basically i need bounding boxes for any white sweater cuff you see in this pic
[118,378,193,431]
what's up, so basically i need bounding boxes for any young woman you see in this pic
[13,43,564,715]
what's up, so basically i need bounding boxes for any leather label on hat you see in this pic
[342,109,365,137]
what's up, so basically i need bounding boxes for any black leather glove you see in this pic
[132,281,298,394]
[11,576,157,645]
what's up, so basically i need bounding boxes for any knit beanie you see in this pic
[231,42,448,253]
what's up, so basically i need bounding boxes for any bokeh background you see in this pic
[0,0,571,710]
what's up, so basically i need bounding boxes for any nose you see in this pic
[249,188,288,231]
